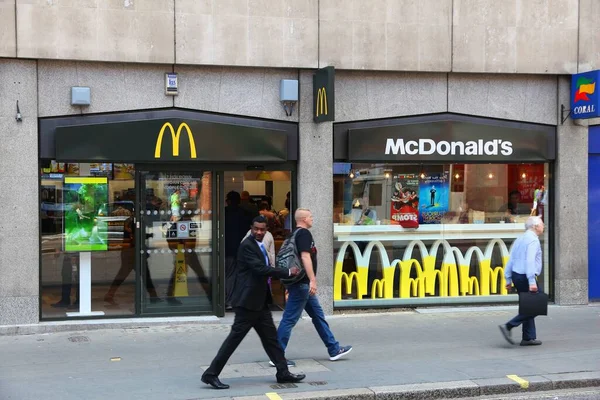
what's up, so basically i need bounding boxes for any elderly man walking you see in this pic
[499,215,545,346]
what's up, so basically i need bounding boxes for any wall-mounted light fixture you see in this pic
[71,87,91,106]
[280,79,298,117]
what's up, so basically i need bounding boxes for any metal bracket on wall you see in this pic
[561,104,572,125]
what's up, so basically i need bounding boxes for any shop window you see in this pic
[40,162,137,319]
[333,162,551,306]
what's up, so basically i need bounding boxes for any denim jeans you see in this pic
[506,272,537,341]
[277,283,340,357]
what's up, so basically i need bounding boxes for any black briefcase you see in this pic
[518,291,548,317]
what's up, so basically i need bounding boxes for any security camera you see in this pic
[15,100,22,122]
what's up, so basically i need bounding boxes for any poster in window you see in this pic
[114,163,135,180]
[418,172,450,224]
[390,174,419,228]
[63,177,109,252]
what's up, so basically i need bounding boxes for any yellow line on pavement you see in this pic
[507,374,529,389]
[265,393,282,400]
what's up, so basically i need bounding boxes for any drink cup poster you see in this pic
[63,177,109,251]
[419,172,450,224]
[390,174,420,228]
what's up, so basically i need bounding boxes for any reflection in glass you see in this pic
[333,162,552,305]
[141,171,213,313]
[40,163,137,319]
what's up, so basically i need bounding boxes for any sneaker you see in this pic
[329,345,352,361]
[269,359,296,367]
[498,324,514,345]
[520,339,542,346]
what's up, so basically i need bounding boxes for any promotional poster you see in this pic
[390,174,420,228]
[63,177,109,252]
[418,172,450,224]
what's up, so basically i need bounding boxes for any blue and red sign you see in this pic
[571,70,600,119]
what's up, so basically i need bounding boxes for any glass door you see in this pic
[138,170,215,314]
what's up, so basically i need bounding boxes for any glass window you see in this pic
[40,162,137,318]
[333,162,552,306]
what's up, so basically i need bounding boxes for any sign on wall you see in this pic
[571,70,600,119]
[313,66,335,122]
[348,120,556,162]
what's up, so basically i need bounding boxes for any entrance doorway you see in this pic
[222,170,293,311]
[135,166,295,316]
[138,169,215,314]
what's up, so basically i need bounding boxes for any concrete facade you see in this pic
[2,1,598,73]
[0,59,39,325]
[0,0,595,326]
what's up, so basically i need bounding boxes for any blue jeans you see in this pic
[506,272,537,341]
[277,283,340,357]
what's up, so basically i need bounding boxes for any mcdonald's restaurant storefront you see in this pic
[39,109,298,320]
[331,114,556,308]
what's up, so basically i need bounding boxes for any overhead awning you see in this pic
[40,109,297,162]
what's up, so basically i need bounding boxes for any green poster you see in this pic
[63,177,109,252]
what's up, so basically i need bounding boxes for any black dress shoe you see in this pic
[276,371,306,384]
[201,374,230,389]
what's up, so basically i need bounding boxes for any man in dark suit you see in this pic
[201,216,306,390]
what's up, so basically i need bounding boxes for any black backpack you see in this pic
[277,229,306,285]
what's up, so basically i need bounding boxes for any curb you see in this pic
[226,371,600,400]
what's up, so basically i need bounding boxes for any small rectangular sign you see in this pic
[571,70,600,119]
[313,66,335,122]
[165,73,178,96]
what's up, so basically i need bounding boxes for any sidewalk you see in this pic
[1,305,599,400]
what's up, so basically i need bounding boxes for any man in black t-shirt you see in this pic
[271,208,353,367]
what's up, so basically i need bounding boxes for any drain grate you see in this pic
[68,336,90,343]
[308,381,328,386]
[269,383,298,390]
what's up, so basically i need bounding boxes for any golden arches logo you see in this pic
[154,122,197,159]
[334,238,513,301]
[316,87,327,117]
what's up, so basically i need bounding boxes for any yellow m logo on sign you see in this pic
[316,87,327,117]
[154,122,197,159]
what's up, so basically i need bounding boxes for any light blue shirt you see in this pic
[255,240,269,266]
[504,230,542,285]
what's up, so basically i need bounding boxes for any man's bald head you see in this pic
[295,208,313,228]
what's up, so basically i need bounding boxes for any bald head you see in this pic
[295,208,313,228]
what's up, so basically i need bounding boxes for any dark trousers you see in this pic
[506,272,537,341]
[225,256,237,306]
[203,306,289,377]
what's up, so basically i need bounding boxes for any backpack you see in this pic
[277,228,306,286]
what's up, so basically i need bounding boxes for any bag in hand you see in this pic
[518,291,548,317]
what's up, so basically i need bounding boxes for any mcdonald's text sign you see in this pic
[313,66,335,122]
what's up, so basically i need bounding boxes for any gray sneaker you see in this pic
[520,339,542,346]
[330,345,352,361]
[269,359,296,367]
[498,324,514,345]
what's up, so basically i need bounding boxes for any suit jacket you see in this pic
[243,229,275,267]
[231,236,290,311]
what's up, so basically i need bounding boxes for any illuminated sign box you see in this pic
[571,70,600,119]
